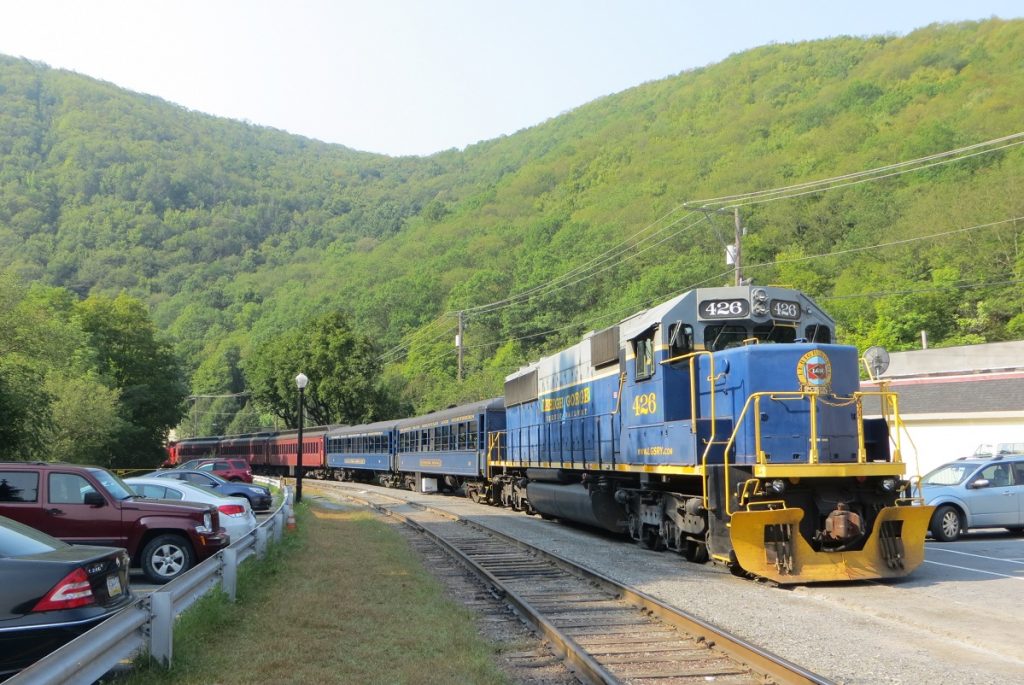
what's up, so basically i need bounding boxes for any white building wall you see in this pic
[897,412,1024,476]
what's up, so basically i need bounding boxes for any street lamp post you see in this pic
[295,373,308,503]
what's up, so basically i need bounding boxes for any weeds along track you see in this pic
[310,481,831,685]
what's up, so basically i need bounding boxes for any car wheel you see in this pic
[930,505,964,542]
[141,534,195,583]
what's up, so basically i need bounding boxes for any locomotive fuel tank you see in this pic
[526,481,627,534]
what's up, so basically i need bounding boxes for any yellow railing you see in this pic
[485,431,506,477]
[701,388,905,516]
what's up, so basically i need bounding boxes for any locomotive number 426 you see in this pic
[633,392,657,416]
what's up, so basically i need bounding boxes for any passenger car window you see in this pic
[0,472,39,502]
[1012,462,1024,484]
[48,473,95,504]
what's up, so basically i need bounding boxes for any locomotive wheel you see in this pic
[683,540,709,564]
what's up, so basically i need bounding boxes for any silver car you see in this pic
[919,456,1024,541]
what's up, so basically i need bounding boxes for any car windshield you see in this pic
[0,516,65,557]
[921,463,975,486]
[87,468,135,500]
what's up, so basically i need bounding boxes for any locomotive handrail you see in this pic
[485,430,505,476]
[716,389,906,517]
[662,350,721,509]
[852,390,905,464]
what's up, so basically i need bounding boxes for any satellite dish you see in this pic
[862,346,890,380]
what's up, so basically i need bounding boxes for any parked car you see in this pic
[179,458,254,483]
[125,477,257,542]
[0,462,229,583]
[0,515,133,678]
[918,455,1024,541]
[149,470,273,511]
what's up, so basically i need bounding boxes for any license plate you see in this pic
[107,574,122,597]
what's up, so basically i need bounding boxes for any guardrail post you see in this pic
[273,509,283,542]
[256,526,268,559]
[150,592,174,667]
[223,547,238,602]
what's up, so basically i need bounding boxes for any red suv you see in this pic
[193,458,253,483]
[0,462,228,583]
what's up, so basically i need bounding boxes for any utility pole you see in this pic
[456,311,464,381]
[733,207,743,286]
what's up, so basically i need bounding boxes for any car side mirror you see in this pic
[968,479,990,489]
[84,491,105,506]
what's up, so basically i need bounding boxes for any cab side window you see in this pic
[634,331,656,381]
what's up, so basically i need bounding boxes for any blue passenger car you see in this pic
[325,420,399,482]
[395,398,505,493]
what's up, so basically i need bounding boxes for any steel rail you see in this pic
[318,482,832,685]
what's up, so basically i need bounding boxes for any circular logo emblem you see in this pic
[797,350,832,393]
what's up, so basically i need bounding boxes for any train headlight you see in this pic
[753,302,769,316]
[879,478,898,492]
[768,479,786,494]
[752,288,768,303]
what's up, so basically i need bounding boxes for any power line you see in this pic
[686,131,1024,209]
[458,211,706,316]
[820,277,1024,301]
[741,216,1023,271]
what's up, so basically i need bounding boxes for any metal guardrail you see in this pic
[9,479,293,684]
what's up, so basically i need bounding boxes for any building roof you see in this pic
[864,372,1024,415]
[880,340,1024,378]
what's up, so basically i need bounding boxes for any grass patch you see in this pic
[114,501,510,684]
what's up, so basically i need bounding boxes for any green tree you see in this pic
[245,311,394,427]
[76,293,188,466]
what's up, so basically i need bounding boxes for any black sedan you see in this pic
[150,470,273,511]
[0,516,133,678]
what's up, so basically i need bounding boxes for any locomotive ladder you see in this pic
[317,481,831,685]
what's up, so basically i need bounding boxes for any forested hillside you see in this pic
[2,19,1023,437]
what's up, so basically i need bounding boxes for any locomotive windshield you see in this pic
[704,321,802,351]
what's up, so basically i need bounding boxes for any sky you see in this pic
[1,1,1022,157]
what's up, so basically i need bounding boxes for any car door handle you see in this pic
[46,507,65,516]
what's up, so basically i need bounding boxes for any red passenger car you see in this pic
[265,427,329,477]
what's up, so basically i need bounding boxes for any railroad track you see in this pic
[309,481,831,685]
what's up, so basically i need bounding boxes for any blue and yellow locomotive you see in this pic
[489,285,930,583]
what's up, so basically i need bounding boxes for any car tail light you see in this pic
[218,504,246,517]
[32,567,95,612]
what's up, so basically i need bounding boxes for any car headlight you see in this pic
[195,511,214,534]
